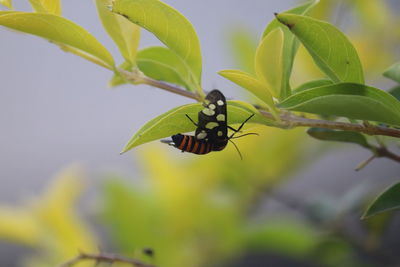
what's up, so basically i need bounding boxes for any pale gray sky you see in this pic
[0,0,398,204]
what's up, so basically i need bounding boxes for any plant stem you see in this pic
[58,252,155,267]
[375,146,400,163]
[355,154,376,171]
[266,111,400,138]
[118,68,201,101]
[141,76,202,101]
[119,69,400,161]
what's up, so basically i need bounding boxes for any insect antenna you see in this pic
[230,132,259,139]
[228,139,243,160]
[229,114,256,139]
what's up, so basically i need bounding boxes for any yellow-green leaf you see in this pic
[292,78,333,93]
[96,0,140,64]
[28,0,61,15]
[109,47,198,90]
[0,0,12,9]
[111,0,202,91]
[219,69,279,120]
[276,13,364,84]
[0,12,115,70]
[255,28,284,98]
[109,61,133,87]
[279,83,400,126]
[121,101,275,153]
[263,0,320,100]
[137,46,196,91]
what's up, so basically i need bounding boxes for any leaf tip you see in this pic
[119,147,129,155]
[275,14,295,30]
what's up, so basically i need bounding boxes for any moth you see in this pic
[162,89,256,158]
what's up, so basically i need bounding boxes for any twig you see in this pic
[354,143,400,170]
[141,76,202,101]
[374,146,400,163]
[118,68,202,101]
[355,154,376,171]
[118,68,400,149]
[259,110,400,138]
[58,251,156,267]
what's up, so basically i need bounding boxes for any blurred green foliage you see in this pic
[0,166,97,267]
[1,0,400,267]
[102,126,307,267]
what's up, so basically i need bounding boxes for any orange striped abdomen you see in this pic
[171,134,212,155]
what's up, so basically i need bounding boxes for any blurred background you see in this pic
[1,0,400,266]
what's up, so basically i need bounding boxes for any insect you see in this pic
[161,89,257,158]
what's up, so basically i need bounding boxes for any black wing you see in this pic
[195,89,227,143]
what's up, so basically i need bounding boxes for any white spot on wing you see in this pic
[217,100,224,106]
[197,131,207,139]
[209,104,216,110]
[202,108,215,116]
[205,122,219,129]
[216,114,225,121]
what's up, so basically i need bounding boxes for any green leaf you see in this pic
[383,62,400,84]
[96,0,140,64]
[28,0,61,15]
[109,46,198,90]
[307,128,370,148]
[362,182,400,219]
[292,78,333,93]
[218,69,279,120]
[109,61,132,87]
[136,46,196,91]
[255,28,284,99]
[245,220,318,256]
[121,100,275,153]
[389,85,400,101]
[276,13,364,84]
[279,83,400,126]
[112,0,202,92]
[101,179,162,253]
[0,12,115,69]
[263,0,320,99]
[0,0,12,9]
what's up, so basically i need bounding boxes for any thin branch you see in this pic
[353,143,400,169]
[355,154,376,171]
[58,251,156,267]
[374,146,400,163]
[265,111,400,138]
[118,68,201,101]
[118,68,400,142]
[141,76,202,101]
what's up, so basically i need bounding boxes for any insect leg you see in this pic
[185,114,198,127]
[227,125,241,132]
[229,114,255,139]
